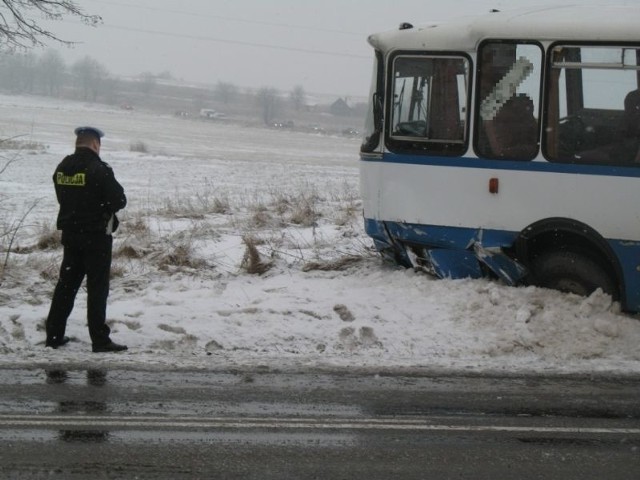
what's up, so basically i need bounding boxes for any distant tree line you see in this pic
[212,82,309,125]
[0,49,363,127]
[0,49,114,102]
[0,2,365,128]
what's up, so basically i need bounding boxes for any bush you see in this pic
[129,141,148,153]
[0,138,46,151]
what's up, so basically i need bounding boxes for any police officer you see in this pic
[45,127,128,353]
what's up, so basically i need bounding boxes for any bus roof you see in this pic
[368,5,640,53]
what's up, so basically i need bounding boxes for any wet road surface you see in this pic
[0,368,638,479]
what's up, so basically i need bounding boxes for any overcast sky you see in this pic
[40,0,634,96]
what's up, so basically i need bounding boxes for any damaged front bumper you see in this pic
[364,219,527,285]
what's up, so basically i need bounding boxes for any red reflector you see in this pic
[489,177,499,194]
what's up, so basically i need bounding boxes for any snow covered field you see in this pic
[1,94,639,376]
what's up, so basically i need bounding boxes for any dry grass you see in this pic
[289,202,318,227]
[241,236,273,275]
[273,190,321,227]
[0,138,46,151]
[211,197,231,214]
[273,194,291,215]
[155,193,234,219]
[334,198,361,227]
[0,176,366,288]
[122,216,150,236]
[302,255,363,272]
[243,191,322,230]
[158,244,208,271]
[115,244,147,259]
[38,261,59,282]
[110,262,127,279]
[158,198,206,219]
[36,224,60,250]
[250,209,273,229]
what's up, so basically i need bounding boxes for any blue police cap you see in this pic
[74,126,105,139]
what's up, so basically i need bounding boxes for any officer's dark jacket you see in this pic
[53,147,127,234]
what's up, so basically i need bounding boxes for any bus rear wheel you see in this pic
[530,250,617,298]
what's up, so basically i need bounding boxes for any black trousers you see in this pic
[46,232,113,346]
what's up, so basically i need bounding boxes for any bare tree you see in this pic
[0,51,36,92]
[290,85,306,112]
[38,48,65,96]
[0,137,21,174]
[138,71,156,95]
[72,55,108,101]
[0,0,101,51]
[156,70,173,81]
[101,76,121,105]
[0,136,40,285]
[256,87,279,125]
[213,81,238,105]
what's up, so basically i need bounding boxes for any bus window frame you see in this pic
[384,50,473,157]
[361,50,385,153]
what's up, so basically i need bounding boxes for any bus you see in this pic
[360,5,640,312]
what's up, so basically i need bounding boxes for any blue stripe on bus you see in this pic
[360,153,640,178]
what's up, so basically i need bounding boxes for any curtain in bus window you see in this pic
[430,60,463,140]
[476,42,541,161]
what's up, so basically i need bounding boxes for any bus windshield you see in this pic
[387,54,469,156]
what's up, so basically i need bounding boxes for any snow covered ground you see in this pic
[1,94,639,376]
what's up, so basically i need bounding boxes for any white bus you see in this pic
[360,5,640,312]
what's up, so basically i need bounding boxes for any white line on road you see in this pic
[1,415,639,435]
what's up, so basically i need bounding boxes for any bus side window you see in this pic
[475,42,542,161]
[623,89,640,161]
[545,46,640,166]
[572,89,640,164]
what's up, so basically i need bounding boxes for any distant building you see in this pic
[329,98,353,116]
[304,95,320,112]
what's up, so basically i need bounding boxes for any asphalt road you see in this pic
[0,368,638,479]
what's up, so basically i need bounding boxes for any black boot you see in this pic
[92,341,128,353]
[45,336,70,349]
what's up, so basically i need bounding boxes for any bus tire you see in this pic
[530,250,616,298]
